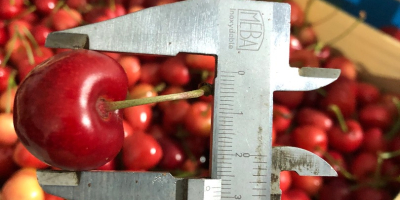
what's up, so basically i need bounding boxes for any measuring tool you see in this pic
[42,0,339,199]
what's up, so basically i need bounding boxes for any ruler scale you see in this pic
[39,0,339,199]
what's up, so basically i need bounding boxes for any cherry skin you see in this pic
[359,104,393,130]
[324,56,357,80]
[0,145,19,181]
[184,101,212,137]
[328,120,363,153]
[162,100,190,135]
[118,55,141,87]
[289,35,303,55]
[159,55,190,86]
[272,104,292,133]
[1,168,45,200]
[0,0,24,20]
[350,152,377,181]
[291,172,323,196]
[122,132,163,171]
[293,125,328,157]
[157,137,186,170]
[296,107,333,131]
[281,189,310,200]
[31,25,53,46]
[139,62,162,85]
[33,0,58,14]
[13,142,49,169]
[273,91,304,109]
[285,0,304,27]
[124,104,153,131]
[356,82,380,106]
[52,8,82,31]
[185,54,215,72]
[318,178,351,200]
[280,171,292,192]
[13,49,128,170]
[362,128,385,153]
[289,49,320,68]
[0,113,18,146]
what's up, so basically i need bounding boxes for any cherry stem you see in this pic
[5,70,17,114]
[22,26,42,56]
[328,104,348,132]
[153,82,166,93]
[323,151,356,180]
[106,83,213,111]
[303,0,315,26]
[375,149,400,182]
[17,30,35,65]
[385,97,400,140]
[325,10,366,46]
[109,0,116,11]
[14,5,36,19]
[1,33,18,67]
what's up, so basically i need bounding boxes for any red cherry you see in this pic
[282,189,310,200]
[128,83,157,103]
[274,91,304,109]
[0,67,12,93]
[162,100,190,134]
[328,119,363,153]
[183,135,210,158]
[0,145,18,181]
[285,0,304,27]
[293,125,328,157]
[123,120,134,138]
[184,102,212,137]
[13,49,128,170]
[324,151,347,174]
[356,82,380,106]
[361,128,385,153]
[96,158,116,170]
[157,137,186,170]
[66,0,88,9]
[289,49,320,68]
[350,152,377,181]
[359,104,393,130]
[298,26,317,46]
[122,132,163,171]
[52,8,82,31]
[0,23,9,46]
[185,54,215,71]
[0,113,18,146]
[280,171,292,192]
[324,56,357,80]
[7,19,32,38]
[124,104,152,131]
[289,35,303,55]
[118,55,141,87]
[315,45,332,61]
[319,77,357,118]
[160,55,190,86]
[45,192,64,200]
[291,172,323,196]
[13,142,49,169]
[0,0,24,20]
[31,25,53,46]
[318,178,351,200]
[157,86,185,110]
[296,107,333,131]
[272,104,292,133]
[378,93,400,118]
[33,0,58,14]
[352,187,392,200]
[139,62,162,85]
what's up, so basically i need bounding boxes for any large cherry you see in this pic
[13,49,128,170]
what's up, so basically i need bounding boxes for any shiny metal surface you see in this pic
[43,0,340,200]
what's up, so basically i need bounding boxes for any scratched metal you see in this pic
[270,147,337,199]
[44,0,340,200]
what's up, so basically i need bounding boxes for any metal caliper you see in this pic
[39,0,340,199]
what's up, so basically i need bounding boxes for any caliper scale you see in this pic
[40,0,339,199]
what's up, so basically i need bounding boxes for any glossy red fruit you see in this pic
[118,56,141,87]
[66,0,88,9]
[162,100,190,134]
[359,104,393,130]
[328,120,363,153]
[285,0,304,27]
[272,104,292,133]
[45,192,64,200]
[1,168,45,200]
[123,120,134,138]
[319,77,357,118]
[0,145,18,181]
[34,0,57,14]
[184,102,212,137]
[293,125,328,157]
[13,49,128,170]
[291,172,323,196]
[157,137,186,170]
[289,35,303,55]
[289,49,320,68]
[124,104,153,131]
[298,26,317,46]
[296,107,333,131]
[361,128,385,153]
[0,22,8,46]
[324,56,357,80]
[0,66,12,94]
[96,158,116,170]
[352,187,392,200]
[157,86,185,110]
[31,25,53,46]
[350,152,377,181]
[128,83,157,104]
[122,132,163,170]
[281,189,310,200]
[0,0,24,20]
[273,91,304,109]
[319,178,351,200]
[13,142,49,169]
[280,171,292,192]
[139,62,162,85]
[160,55,190,86]
[0,113,18,146]
[356,82,380,106]
[185,54,215,71]
[52,8,82,31]
[324,151,347,174]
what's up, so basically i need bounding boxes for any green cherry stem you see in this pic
[329,104,348,132]
[106,83,213,111]
[323,151,356,180]
[5,70,17,114]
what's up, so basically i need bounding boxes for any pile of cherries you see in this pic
[0,0,400,200]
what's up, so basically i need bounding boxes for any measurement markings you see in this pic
[218,140,232,143]
[252,174,267,176]
[219,120,233,123]
[220,91,237,93]
[218,137,233,139]
[221,75,235,77]
[221,87,234,90]
[220,96,234,98]
[219,133,235,136]
[221,79,235,81]
[220,99,234,102]
[219,104,233,107]
[220,83,234,86]
[250,182,267,183]
[219,116,234,118]
[219,107,234,110]
[253,162,268,164]
[253,188,267,190]
[252,195,267,197]
[219,112,243,115]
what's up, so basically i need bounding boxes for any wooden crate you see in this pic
[293,0,400,93]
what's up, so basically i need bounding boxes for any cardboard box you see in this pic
[293,0,400,93]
